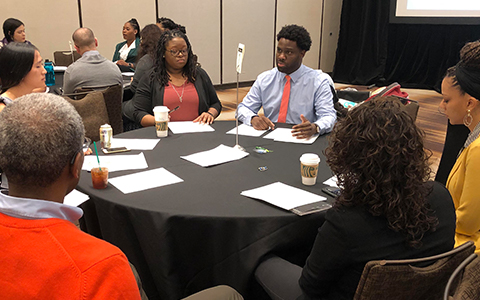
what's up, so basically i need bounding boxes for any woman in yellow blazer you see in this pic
[440,40,480,253]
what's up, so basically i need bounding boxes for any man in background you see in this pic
[63,27,122,94]
[237,24,336,139]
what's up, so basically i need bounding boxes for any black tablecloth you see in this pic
[77,121,334,300]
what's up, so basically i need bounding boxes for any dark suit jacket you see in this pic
[132,66,222,124]
[298,181,456,300]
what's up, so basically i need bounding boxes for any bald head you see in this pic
[72,28,96,53]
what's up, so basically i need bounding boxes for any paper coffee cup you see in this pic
[153,106,169,137]
[300,153,320,185]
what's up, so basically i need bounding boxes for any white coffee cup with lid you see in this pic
[153,106,169,137]
[300,153,321,185]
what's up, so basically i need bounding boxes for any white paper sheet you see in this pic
[226,124,268,137]
[181,144,249,167]
[263,128,319,144]
[241,182,326,210]
[121,72,135,76]
[168,121,215,134]
[109,167,183,194]
[110,138,160,150]
[63,189,89,207]
[323,176,338,188]
[82,152,148,172]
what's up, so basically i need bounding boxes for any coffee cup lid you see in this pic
[153,106,169,113]
[300,153,320,164]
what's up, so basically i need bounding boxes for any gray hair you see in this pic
[0,93,85,187]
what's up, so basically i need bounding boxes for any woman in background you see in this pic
[441,40,480,253]
[0,43,46,112]
[122,24,163,131]
[113,18,140,72]
[130,24,163,93]
[133,29,221,126]
[156,17,186,34]
[255,97,456,300]
[0,18,31,49]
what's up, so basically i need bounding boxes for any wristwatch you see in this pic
[314,124,320,134]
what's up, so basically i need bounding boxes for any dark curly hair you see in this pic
[325,97,437,248]
[277,24,311,52]
[157,17,186,34]
[137,24,162,61]
[154,29,198,86]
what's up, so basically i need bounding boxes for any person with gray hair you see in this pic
[0,93,143,299]
[62,27,122,94]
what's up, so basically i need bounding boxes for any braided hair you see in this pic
[153,29,197,86]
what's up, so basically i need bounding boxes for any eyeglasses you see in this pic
[167,49,188,57]
[70,137,92,165]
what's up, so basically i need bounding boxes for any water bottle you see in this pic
[44,59,55,86]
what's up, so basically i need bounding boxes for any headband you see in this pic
[455,62,480,101]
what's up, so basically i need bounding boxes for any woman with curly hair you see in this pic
[255,97,456,300]
[441,40,480,253]
[132,29,221,126]
[156,17,186,34]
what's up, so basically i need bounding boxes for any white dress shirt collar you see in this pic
[0,190,83,222]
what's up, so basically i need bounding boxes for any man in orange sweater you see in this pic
[0,93,142,299]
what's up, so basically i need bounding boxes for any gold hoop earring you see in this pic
[464,109,473,127]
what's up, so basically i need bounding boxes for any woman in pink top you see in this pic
[132,29,221,127]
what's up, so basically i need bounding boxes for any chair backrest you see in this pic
[71,84,124,135]
[444,253,480,300]
[62,91,109,141]
[53,51,81,67]
[354,241,475,300]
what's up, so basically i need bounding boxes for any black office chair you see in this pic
[354,241,475,300]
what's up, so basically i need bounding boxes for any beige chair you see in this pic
[53,51,81,67]
[72,84,124,136]
[62,90,109,142]
[444,253,480,300]
[353,241,475,300]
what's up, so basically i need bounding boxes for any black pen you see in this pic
[169,106,180,114]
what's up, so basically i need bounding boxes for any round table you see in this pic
[77,121,334,300]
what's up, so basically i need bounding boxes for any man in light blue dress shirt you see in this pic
[237,24,337,138]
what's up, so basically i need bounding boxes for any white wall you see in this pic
[81,0,156,60]
[276,0,323,70]
[223,0,275,83]
[158,0,221,84]
[0,1,79,62]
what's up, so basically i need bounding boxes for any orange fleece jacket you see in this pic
[0,212,141,300]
